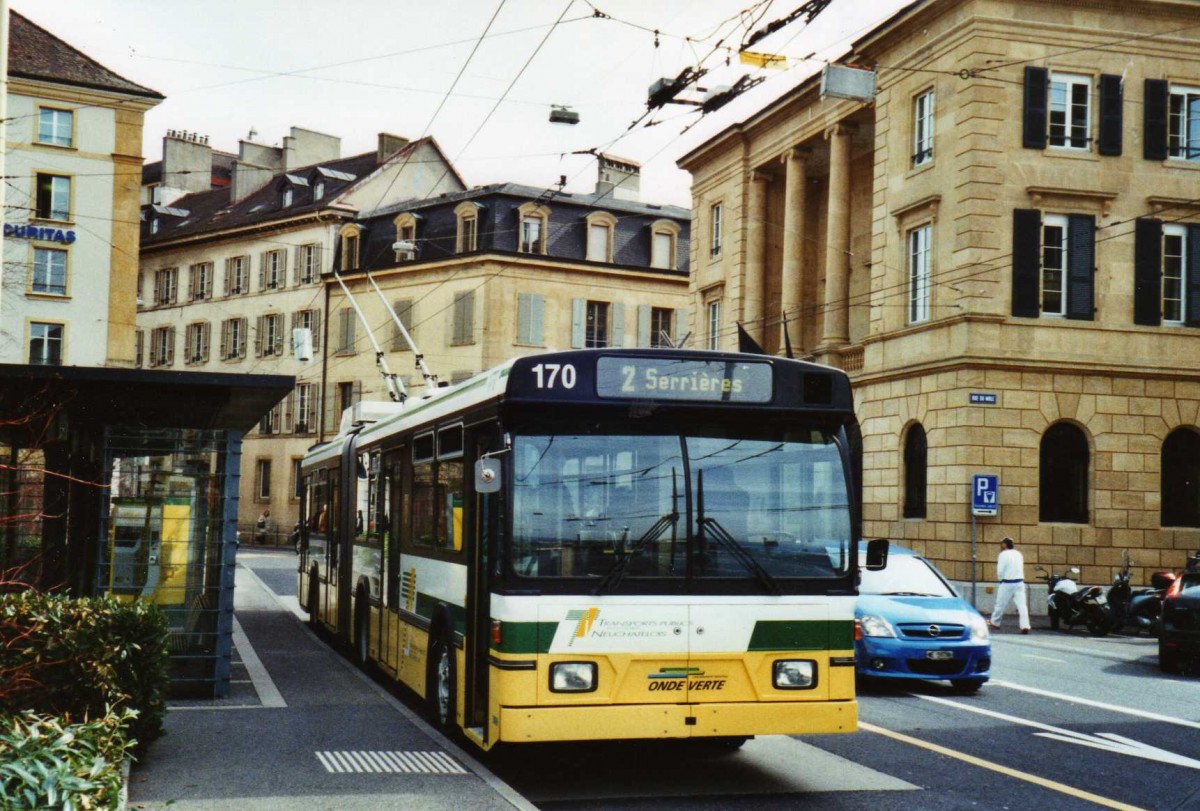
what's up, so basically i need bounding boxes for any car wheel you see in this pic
[951,679,984,694]
[427,632,456,732]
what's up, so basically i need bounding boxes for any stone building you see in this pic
[328,176,691,401]
[677,0,1200,587]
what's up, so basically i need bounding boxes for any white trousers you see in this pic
[990,581,1030,629]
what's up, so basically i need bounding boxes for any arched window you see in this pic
[1162,427,1200,527]
[338,224,363,272]
[517,202,549,255]
[650,219,681,270]
[903,423,927,519]
[1040,422,1089,523]
[455,201,481,253]
[585,211,617,263]
[393,212,420,261]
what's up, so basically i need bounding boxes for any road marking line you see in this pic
[860,722,1145,811]
[315,750,467,774]
[990,680,1200,729]
[232,616,287,708]
[1022,654,1066,663]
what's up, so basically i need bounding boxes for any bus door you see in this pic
[336,434,359,637]
[464,425,502,738]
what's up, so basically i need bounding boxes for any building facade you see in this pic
[328,180,691,407]
[2,11,163,367]
[138,129,463,538]
[678,0,1200,587]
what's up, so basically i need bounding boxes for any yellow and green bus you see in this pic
[299,348,881,750]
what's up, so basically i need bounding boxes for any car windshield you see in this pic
[510,427,851,583]
[858,554,956,598]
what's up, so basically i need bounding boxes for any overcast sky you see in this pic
[13,0,911,207]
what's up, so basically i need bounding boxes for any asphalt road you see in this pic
[238,550,1200,811]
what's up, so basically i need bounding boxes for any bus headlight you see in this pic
[550,662,597,693]
[773,660,816,689]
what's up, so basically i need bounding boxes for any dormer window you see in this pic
[282,187,293,208]
[314,180,325,201]
[339,224,364,271]
[649,220,681,270]
[455,201,482,253]
[517,202,549,255]
[585,211,617,263]
[150,218,160,234]
[393,212,420,261]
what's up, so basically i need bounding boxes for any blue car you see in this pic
[856,543,991,692]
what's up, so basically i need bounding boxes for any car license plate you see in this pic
[926,650,954,661]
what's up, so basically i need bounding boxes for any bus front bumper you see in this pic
[497,700,857,743]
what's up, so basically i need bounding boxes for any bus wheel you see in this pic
[428,633,456,732]
[306,568,320,630]
[354,591,369,667]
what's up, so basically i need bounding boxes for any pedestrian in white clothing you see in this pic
[990,537,1031,634]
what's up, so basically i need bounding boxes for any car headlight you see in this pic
[773,660,817,689]
[858,615,896,638]
[967,613,990,644]
[550,662,597,693]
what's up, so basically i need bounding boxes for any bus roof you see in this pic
[304,349,852,466]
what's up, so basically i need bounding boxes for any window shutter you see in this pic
[530,293,544,345]
[255,315,264,356]
[462,291,476,344]
[516,293,532,344]
[1098,74,1123,157]
[284,389,295,433]
[202,323,210,362]
[238,319,247,357]
[611,303,626,347]
[293,247,302,285]
[273,318,284,355]
[1187,225,1200,328]
[345,309,356,352]
[637,304,652,347]
[675,308,688,346]
[1011,209,1042,317]
[392,300,413,350]
[1134,218,1163,326]
[325,384,338,433]
[571,298,586,348]
[1066,215,1095,321]
[1022,66,1048,150]
[258,253,266,290]
[220,321,229,359]
[223,259,232,296]
[1144,79,1169,161]
[311,310,322,352]
[166,327,176,365]
[289,312,297,355]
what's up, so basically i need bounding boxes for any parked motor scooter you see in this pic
[1106,551,1176,636]
[1035,566,1112,635]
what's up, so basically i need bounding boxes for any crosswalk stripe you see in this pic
[315,751,466,774]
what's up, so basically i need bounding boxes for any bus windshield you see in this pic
[510,426,852,584]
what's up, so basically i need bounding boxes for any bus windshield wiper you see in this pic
[593,470,680,595]
[695,470,781,596]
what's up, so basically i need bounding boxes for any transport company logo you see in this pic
[646,666,727,692]
[565,608,599,645]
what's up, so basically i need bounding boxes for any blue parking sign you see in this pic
[972,474,998,516]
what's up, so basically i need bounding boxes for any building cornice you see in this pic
[141,210,350,255]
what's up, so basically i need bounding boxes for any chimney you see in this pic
[595,153,640,202]
[282,126,341,170]
[377,132,410,164]
[230,136,283,202]
[161,129,213,194]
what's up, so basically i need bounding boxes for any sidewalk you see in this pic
[128,554,533,810]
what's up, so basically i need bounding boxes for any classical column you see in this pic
[780,148,807,353]
[820,124,852,350]
[743,171,770,346]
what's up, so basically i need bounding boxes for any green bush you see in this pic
[0,592,169,748]
[0,709,134,811]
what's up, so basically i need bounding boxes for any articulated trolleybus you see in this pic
[299,348,881,750]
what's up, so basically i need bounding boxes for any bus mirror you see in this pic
[864,538,889,571]
[475,458,502,494]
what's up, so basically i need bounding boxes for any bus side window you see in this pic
[412,432,436,547]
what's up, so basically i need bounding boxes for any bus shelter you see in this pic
[0,364,293,697]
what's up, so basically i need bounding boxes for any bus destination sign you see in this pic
[595,357,773,403]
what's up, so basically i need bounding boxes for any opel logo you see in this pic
[928,624,941,636]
